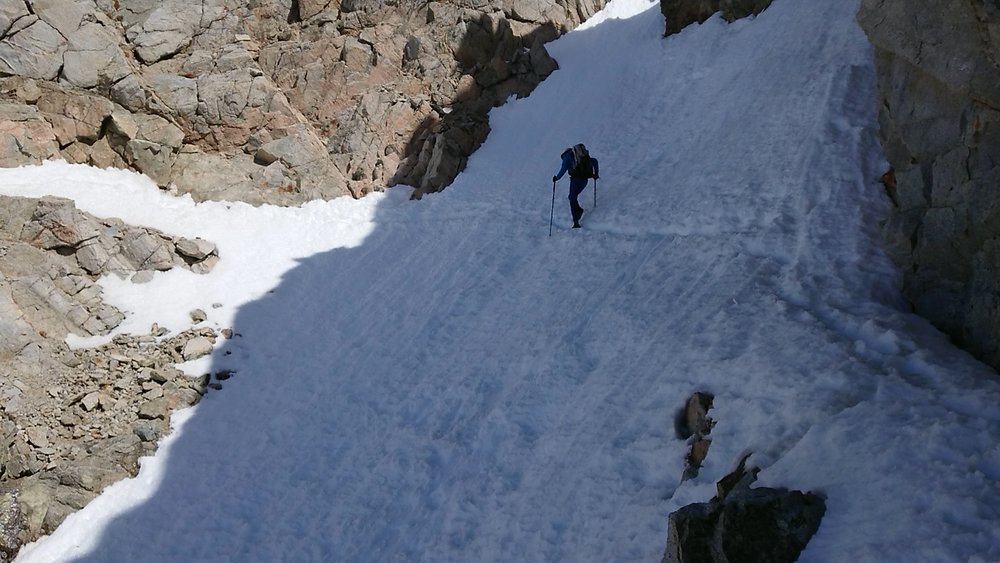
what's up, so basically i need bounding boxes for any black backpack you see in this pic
[567,144,595,179]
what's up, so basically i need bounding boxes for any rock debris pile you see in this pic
[0,325,236,556]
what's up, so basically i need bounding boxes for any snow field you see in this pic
[5,0,1000,560]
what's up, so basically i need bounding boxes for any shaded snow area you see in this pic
[6,0,1000,560]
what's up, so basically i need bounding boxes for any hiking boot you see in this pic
[572,223,581,229]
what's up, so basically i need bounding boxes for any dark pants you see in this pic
[568,176,588,225]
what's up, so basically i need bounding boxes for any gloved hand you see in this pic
[594,174,599,180]
[552,176,558,182]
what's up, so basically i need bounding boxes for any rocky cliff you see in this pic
[858,0,1000,371]
[0,0,603,205]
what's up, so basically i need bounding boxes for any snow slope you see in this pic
[6,0,1000,560]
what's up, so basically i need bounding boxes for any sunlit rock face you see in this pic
[0,0,605,205]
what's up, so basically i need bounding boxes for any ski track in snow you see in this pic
[6,0,1000,561]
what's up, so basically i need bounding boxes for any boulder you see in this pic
[125,2,201,64]
[106,109,140,143]
[88,137,127,169]
[75,239,114,275]
[137,398,169,420]
[255,126,328,169]
[80,391,101,412]
[36,86,116,145]
[133,421,161,442]
[175,238,216,261]
[17,478,97,540]
[62,23,133,90]
[663,454,826,563]
[148,73,199,116]
[134,113,185,149]
[0,0,29,37]
[181,336,214,360]
[675,391,714,439]
[170,149,264,203]
[125,139,176,186]
[24,428,47,449]
[0,17,67,80]
[118,229,175,271]
[54,458,123,492]
[674,391,715,481]
[29,0,90,37]
[110,74,148,111]
[0,105,60,166]
[20,197,101,251]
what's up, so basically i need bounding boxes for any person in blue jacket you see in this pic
[553,143,599,228]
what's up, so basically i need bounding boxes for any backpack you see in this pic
[567,144,595,179]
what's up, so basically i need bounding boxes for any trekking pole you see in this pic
[549,180,556,236]
[593,178,598,208]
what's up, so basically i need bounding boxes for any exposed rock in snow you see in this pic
[181,335,214,360]
[675,391,715,481]
[663,453,826,563]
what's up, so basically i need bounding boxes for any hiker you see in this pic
[552,144,599,228]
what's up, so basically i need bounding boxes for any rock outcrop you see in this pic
[0,0,604,205]
[674,391,714,481]
[659,0,773,36]
[0,194,217,356]
[662,453,826,563]
[858,0,1000,371]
